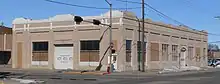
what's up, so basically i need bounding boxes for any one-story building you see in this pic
[12,10,208,71]
[0,25,12,64]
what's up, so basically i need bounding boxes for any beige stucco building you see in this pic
[12,10,208,71]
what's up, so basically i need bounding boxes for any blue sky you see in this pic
[0,0,220,43]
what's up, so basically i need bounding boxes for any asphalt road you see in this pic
[12,70,218,84]
[3,69,220,84]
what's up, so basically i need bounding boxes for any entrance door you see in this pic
[180,46,187,68]
[108,54,117,70]
[112,56,117,70]
[54,44,73,69]
[17,42,23,68]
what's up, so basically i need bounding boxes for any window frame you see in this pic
[80,40,100,50]
[32,42,48,51]
[126,40,132,62]
[172,45,178,61]
[162,44,169,61]
[80,40,100,62]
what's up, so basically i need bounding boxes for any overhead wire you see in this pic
[114,0,193,27]
[114,0,220,36]
[44,0,220,36]
[209,41,220,43]
[44,0,141,10]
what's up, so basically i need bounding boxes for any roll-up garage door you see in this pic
[54,44,73,69]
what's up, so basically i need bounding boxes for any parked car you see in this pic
[208,58,220,67]
[208,59,213,66]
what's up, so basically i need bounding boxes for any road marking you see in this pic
[140,81,175,84]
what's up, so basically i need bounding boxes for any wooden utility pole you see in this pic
[141,0,145,72]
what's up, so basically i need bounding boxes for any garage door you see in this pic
[54,44,73,69]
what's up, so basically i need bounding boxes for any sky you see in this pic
[0,0,220,43]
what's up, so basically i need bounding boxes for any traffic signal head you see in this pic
[93,19,101,25]
[74,16,83,24]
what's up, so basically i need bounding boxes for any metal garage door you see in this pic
[54,44,73,69]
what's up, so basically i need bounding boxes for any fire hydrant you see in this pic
[107,65,110,74]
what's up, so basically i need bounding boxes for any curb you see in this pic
[82,72,109,75]
[63,72,82,75]
[63,71,109,75]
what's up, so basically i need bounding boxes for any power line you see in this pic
[115,0,220,36]
[44,0,141,10]
[209,41,220,43]
[45,0,220,36]
[115,0,191,27]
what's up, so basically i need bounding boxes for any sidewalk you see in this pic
[108,67,219,76]
[108,70,160,76]
[0,65,218,77]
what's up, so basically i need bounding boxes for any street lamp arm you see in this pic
[105,0,112,5]
[100,23,111,27]
[81,20,93,24]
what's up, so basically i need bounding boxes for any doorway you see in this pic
[54,44,73,69]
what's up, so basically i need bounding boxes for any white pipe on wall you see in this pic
[3,34,6,51]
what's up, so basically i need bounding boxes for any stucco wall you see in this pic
[12,10,208,71]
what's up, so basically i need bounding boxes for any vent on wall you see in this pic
[125,28,133,31]
[137,30,148,33]
[181,37,187,39]
[196,39,201,42]
[189,38,194,40]
[30,31,49,33]
[172,36,179,38]
[150,32,160,35]
[162,34,170,37]
[16,32,23,34]
[53,30,73,32]
[78,29,100,31]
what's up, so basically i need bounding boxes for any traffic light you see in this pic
[74,16,83,24]
[74,16,102,25]
[93,19,101,25]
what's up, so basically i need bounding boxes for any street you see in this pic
[3,69,219,84]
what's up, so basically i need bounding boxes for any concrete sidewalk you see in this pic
[0,64,218,77]
[108,67,219,76]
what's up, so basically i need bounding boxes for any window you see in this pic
[32,42,48,61]
[126,40,132,50]
[196,47,201,62]
[203,48,207,60]
[80,40,99,50]
[33,42,48,51]
[80,40,100,62]
[126,40,132,62]
[162,44,169,61]
[137,41,147,62]
[188,47,194,60]
[172,45,178,61]
[150,43,159,61]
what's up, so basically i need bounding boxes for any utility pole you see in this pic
[141,0,145,72]
[136,16,141,71]
[105,0,113,73]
